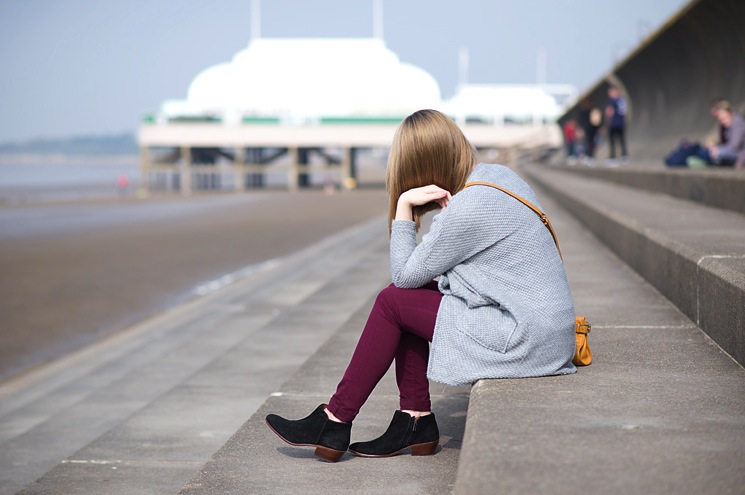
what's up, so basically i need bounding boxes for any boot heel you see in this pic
[314,445,345,462]
[411,440,438,456]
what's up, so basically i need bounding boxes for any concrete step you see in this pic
[1,216,392,495]
[455,171,745,495]
[177,293,470,495]
[523,164,745,367]
[555,164,745,215]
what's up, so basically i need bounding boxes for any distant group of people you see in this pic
[665,98,745,169]
[562,85,627,166]
[564,87,744,170]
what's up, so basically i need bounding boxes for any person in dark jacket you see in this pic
[605,85,628,162]
[578,98,602,162]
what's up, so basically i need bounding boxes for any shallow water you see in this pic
[0,157,140,204]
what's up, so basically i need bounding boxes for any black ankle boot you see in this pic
[348,410,439,457]
[265,404,351,462]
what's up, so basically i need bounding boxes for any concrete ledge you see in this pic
[698,257,745,364]
[457,327,745,495]
[524,164,745,366]
[455,179,745,495]
[557,165,745,215]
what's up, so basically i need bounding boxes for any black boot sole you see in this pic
[348,440,439,458]
[265,418,346,462]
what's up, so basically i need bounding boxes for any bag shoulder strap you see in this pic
[464,181,562,259]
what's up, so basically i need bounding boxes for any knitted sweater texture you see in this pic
[390,164,577,386]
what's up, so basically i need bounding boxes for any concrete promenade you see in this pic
[1,164,743,494]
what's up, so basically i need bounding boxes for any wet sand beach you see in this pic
[0,188,388,382]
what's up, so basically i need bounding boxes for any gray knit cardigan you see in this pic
[390,163,577,386]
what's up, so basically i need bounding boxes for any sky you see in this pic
[0,0,688,142]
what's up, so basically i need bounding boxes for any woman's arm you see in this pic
[395,184,452,221]
[390,185,502,288]
[389,185,452,288]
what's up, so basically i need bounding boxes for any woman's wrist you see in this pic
[395,195,413,221]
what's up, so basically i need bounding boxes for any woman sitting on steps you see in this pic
[265,109,577,462]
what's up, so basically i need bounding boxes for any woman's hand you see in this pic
[395,185,452,221]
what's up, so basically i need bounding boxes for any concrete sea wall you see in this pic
[561,0,745,163]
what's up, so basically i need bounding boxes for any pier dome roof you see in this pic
[165,38,441,120]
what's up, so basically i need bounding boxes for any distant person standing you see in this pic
[562,119,578,160]
[578,98,602,164]
[117,174,130,196]
[605,85,628,163]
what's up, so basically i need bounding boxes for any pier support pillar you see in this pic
[246,148,265,188]
[298,148,310,188]
[233,147,245,192]
[288,147,299,192]
[342,146,358,189]
[139,146,151,195]
[180,146,192,195]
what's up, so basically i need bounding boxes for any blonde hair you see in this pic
[386,109,476,233]
[715,100,733,114]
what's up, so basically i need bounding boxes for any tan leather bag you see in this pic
[465,181,593,366]
[573,316,592,366]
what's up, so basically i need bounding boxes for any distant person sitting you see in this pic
[665,101,745,169]
[710,101,745,168]
[710,97,727,145]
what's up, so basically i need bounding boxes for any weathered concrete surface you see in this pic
[178,297,470,495]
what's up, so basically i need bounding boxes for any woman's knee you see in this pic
[376,283,398,307]
[375,284,409,320]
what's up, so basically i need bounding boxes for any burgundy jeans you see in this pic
[327,281,442,423]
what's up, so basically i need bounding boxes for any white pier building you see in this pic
[138,6,567,193]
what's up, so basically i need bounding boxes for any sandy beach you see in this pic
[0,188,388,382]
